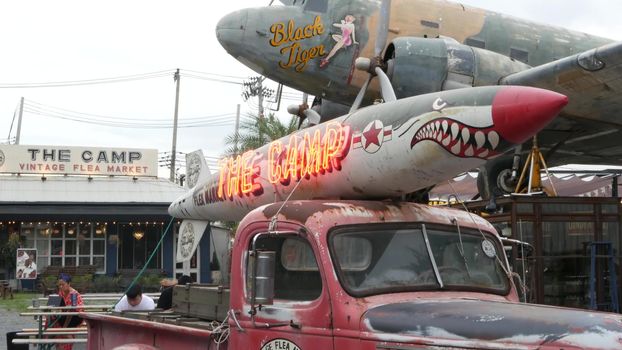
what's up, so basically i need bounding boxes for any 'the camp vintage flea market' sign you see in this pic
[0,145,158,177]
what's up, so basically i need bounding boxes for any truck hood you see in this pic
[362,299,622,349]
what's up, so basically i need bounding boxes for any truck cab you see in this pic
[230,200,516,349]
[229,200,622,349]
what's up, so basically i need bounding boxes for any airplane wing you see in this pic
[500,42,622,165]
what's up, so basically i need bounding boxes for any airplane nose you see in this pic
[216,9,248,54]
[492,86,568,144]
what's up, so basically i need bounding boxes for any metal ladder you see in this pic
[588,241,619,313]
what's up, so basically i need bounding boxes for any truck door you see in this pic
[234,232,334,350]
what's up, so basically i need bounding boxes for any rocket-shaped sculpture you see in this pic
[169,86,567,222]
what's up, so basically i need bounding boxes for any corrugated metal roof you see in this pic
[0,175,185,203]
[430,173,621,201]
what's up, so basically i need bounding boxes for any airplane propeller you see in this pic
[288,92,322,128]
[349,0,396,113]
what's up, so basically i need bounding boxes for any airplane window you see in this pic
[420,20,440,29]
[465,38,485,49]
[304,0,328,13]
[510,48,529,64]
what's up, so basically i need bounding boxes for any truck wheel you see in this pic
[477,157,516,200]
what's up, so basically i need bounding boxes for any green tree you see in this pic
[0,233,22,279]
[224,113,298,156]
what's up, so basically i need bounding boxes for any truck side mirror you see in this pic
[252,250,275,307]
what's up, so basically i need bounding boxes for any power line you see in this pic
[22,105,237,129]
[180,69,247,80]
[24,99,236,122]
[0,70,174,88]
[179,73,244,85]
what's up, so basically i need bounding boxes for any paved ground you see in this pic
[0,307,86,350]
[0,307,37,350]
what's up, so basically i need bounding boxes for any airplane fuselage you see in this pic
[217,0,612,106]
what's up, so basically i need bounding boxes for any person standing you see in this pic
[114,284,155,312]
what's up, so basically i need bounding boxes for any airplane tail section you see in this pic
[185,150,210,189]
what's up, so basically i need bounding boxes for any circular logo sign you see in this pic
[261,339,300,350]
[186,152,202,188]
[0,150,5,167]
[179,222,196,259]
[481,240,497,259]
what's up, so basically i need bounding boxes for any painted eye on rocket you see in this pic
[410,118,500,159]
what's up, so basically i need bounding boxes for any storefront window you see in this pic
[118,223,162,270]
[21,221,107,273]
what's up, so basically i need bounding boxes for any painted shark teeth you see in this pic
[451,122,459,141]
[461,128,470,144]
[411,117,503,160]
[489,131,499,149]
[475,131,485,149]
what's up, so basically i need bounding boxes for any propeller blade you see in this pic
[349,74,372,113]
[375,67,396,102]
[303,109,321,126]
[374,0,391,57]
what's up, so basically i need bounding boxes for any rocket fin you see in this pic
[176,219,209,263]
[185,150,210,189]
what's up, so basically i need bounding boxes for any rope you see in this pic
[113,217,176,308]
[446,181,512,279]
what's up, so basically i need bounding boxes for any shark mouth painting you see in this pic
[410,118,500,159]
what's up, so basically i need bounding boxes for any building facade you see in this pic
[0,144,214,286]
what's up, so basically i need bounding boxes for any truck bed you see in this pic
[83,284,231,349]
[84,312,227,350]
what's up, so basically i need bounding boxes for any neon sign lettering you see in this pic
[268,122,351,185]
[217,151,263,200]
[269,16,327,72]
[215,122,351,200]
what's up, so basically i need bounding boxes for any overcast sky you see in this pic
[1,0,620,177]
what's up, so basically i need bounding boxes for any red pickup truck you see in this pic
[84,200,622,349]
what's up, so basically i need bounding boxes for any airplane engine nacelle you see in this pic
[386,37,531,98]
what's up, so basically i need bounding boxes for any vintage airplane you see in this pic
[169,85,567,222]
[216,0,622,198]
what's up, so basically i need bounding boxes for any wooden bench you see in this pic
[38,265,97,295]
[0,279,13,299]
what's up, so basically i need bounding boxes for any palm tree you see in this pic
[224,113,298,156]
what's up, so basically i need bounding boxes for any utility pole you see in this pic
[15,97,24,144]
[242,76,274,119]
[257,79,264,119]
[233,104,241,155]
[170,69,181,182]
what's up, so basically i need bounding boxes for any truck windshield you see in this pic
[329,224,510,296]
